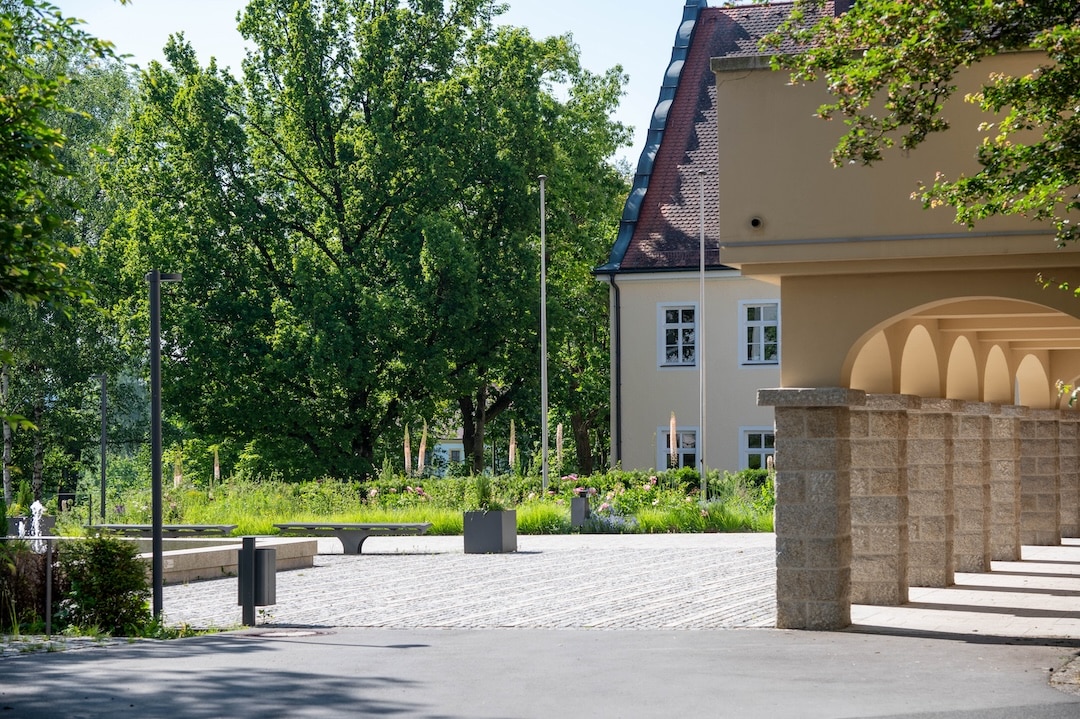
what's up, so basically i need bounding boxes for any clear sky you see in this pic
[54,0,697,167]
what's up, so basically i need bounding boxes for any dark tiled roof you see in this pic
[598,1,832,273]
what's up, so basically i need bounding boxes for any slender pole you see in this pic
[99,373,106,520]
[146,270,181,619]
[698,170,707,501]
[539,175,549,492]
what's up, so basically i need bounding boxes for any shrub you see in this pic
[57,534,150,635]
[0,540,55,632]
[516,502,570,534]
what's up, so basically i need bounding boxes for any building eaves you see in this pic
[598,1,834,275]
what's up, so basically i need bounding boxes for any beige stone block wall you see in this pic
[762,388,863,630]
[906,398,957,587]
[1059,415,1080,538]
[849,395,912,605]
[952,403,993,573]
[989,406,1024,560]
[1020,410,1061,546]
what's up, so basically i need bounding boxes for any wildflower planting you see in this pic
[60,469,773,537]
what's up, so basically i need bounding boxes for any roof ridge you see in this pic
[595,0,708,274]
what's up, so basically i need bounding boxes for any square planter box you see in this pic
[7,516,55,537]
[463,510,517,554]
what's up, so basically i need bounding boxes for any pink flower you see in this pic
[599,502,610,512]
[368,488,379,498]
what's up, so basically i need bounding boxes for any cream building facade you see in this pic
[597,0,781,476]
[706,2,1080,629]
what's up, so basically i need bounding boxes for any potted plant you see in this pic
[463,476,516,554]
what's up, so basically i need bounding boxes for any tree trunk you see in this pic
[1,364,10,506]
[32,399,44,501]
[460,382,523,475]
[459,387,487,475]
[571,410,593,476]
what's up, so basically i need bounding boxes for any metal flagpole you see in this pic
[698,170,707,501]
[100,374,107,520]
[146,270,181,619]
[539,175,549,492]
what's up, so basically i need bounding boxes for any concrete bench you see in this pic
[273,522,433,554]
[93,523,238,537]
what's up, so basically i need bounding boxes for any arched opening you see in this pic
[899,325,941,398]
[983,345,1012,404]
[849,331,893,394]
[945,336,979,400]
[1015,354,1051,408]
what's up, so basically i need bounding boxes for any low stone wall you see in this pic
[761,387,1080,630]
[133,537,317,585]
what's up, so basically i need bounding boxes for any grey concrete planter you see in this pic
[7,516,55,537]
[463,510,517,554]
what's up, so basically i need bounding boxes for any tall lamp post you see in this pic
[99,373,107,521]
[698,170,707,500]
[146,270,181,619]
[538,175,549,491]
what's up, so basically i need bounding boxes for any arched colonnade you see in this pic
[762,295,1080,630]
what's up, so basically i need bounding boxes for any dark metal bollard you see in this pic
[238,537,276,626]
[570,496,591,528]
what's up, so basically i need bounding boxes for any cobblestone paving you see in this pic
[161,534,777,630]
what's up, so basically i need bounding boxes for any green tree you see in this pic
[103,0,626,480]
[0,0,119,311]
[1,2,133,504]
[769,0,1080,242]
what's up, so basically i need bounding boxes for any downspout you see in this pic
[608,271,623,467]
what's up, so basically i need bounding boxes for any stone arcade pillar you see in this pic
[989,406,1024,561]
[1059,413,1080,538]
[952,403,993,573]
[760,388,864,631]
[849,394,912,605]
[1020,409,1061,546]
[906,398,957,588]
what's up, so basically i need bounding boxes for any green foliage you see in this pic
[93,467,775,537]
[515,502,570,534]
[15,480,31,511]
[0,0,119,309]
[464,475,505,512]
[0,540,42,632]
[56,533,150,636]
[769,1,1080,244]
[100,0,627,481]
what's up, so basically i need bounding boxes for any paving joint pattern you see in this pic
[161,534,778,630]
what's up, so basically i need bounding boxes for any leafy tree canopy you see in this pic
[0,0,119,312]
[102,0,627,480]
[768,0,1080,243]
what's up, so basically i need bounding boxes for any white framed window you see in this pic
[740,300,780,365]
[657,426,699,470]
[741,427,775,470]
[658,303,697,367]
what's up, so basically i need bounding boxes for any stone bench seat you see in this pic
[93,523,238,537]
[274,522,433,554]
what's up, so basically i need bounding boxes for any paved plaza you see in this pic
[161,533,778,630]
[159,533,1080,642]
[4,533,1080,718]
